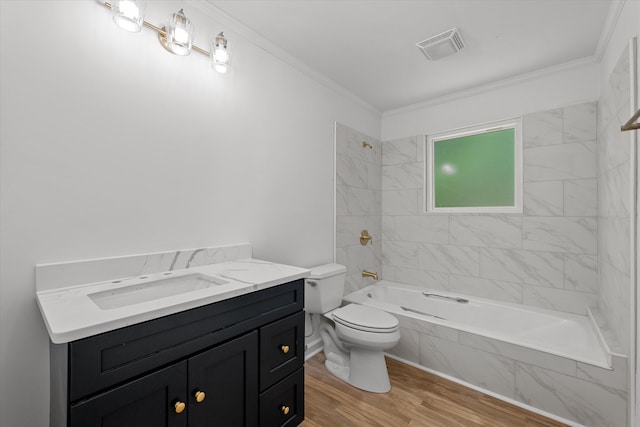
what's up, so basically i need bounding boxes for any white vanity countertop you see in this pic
[36,259,310,344]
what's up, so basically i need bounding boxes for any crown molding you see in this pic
[382,56,598,118]
[186,0,382,117]
[594,0,626,61]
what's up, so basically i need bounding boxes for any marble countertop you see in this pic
[37,259,310,344]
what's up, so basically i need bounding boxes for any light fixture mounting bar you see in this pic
[103,2,211,57]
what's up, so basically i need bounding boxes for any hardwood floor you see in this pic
[301,353,568,427]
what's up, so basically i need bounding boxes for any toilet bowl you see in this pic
[305,264,400,393]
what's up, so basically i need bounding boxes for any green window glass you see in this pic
[434,129,514,208]
[426,118,522,213]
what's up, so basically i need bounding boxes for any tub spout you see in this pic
[362,270,379,280]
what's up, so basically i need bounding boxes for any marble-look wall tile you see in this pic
[515,362,627,427]
[335,216,362,248]
[335,185,349,216]
[450,216,522,249]
[524,141,597,182]
[381,215,396,241]
[388,327,419,363]
[449,275,523,303]
[459,332,576,376]
[382,240,418,268]
[523,217,597,254]
[479,248,563,288]
[564,254,598,293]
[381,189,418,215]
[564,179,597,217]
[418,243,480,276]
[336,215,380,249]
[577,354,627,392]
[336,154,368,188]
[383,136,419,165]
[563,102,597,143]
[419,334,516,398]
[346,244,379,275]
[523,287,597,315]
[608,46,631,114]
[600,161,631,218]
[346,187,378,215]
[395,312,460,341]
[599,217,630,274]
[335,123,381,296]
[523,108,563,147]
[598,260,630,354]
[600,113,632,173]
[394,215,449,244]
[336,123,381,164]
[384,265,450,290]
[382,162,423,190]
[523,181,564,216]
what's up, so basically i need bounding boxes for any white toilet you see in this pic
[305,263,400,393]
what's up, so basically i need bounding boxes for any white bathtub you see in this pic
[344,280,611,369]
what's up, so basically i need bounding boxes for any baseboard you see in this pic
[305,338,323,361]
[384,353,585,427]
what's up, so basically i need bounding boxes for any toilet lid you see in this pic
[332,304,399,333]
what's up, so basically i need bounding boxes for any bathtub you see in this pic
[343,280,610,369]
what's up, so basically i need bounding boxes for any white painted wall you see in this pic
[0,1,380,425]
[381,61,600,140]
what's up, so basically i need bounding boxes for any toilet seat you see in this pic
[332,304,399,333]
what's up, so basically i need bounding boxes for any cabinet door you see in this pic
[69,361,187,427]
[188,331,259,427]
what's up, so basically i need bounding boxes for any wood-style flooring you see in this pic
[301,352,568,427]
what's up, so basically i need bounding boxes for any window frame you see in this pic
[424,117,523,214]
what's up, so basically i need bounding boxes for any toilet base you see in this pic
[323,347,391,393]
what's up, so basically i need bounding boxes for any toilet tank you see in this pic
[304,263,347,314]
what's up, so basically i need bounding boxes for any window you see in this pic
[425,118,522,214]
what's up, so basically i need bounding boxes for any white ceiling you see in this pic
[208,0,614,112]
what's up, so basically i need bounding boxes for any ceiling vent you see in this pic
[416,28,465,60]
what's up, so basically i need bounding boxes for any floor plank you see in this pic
[301,353,568,427]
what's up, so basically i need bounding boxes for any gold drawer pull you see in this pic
[194,390,206,403]
[281,345,290,354]
[281,405,290,415]
[174,401,186,414]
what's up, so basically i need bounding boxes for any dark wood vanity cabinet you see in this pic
[51,280,305,427]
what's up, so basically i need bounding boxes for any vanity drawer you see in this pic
[259,368,304,427]
[69,280,303,401]
[259,311,304,390]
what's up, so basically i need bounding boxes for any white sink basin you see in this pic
[88,273,229,310]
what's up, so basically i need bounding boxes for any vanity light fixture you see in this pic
[211,32,230,73]
[111,0,145,32]
[103,1,231,73]
[161,9,195,56]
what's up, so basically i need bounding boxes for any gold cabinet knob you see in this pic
[281,345,290,354]
[174,401,186,414]
[194,390,206,403]
[281,405,290,415]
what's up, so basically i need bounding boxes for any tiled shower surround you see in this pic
[381,102,599,316]
[334,44,635,427]
[597,40,634,358]
[335,123,382,293]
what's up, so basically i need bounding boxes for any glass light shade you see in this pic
[111,0,146,33]
[211,32,231,74]
[165,9,194,56]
